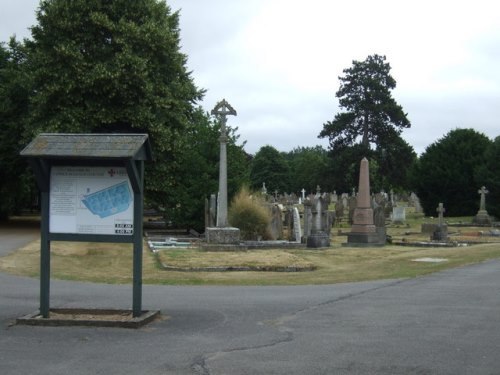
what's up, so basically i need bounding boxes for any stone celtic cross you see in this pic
[478,186,489,212]
[211,99,237,141]
[436,202,445,227]
[211,99,237,228]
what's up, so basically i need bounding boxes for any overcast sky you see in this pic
[2,0,499,155]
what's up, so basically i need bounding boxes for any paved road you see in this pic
[1,226,500,374]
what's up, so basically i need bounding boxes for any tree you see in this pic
[250,145,290,193]
[319,54,414,192]
[154,108,250,231]
[286,146,329,193]
[474,136,500,219]
[375,136,417,191]
[410,128,492,216]
[0,39,33,219]
[24,0,207,225]
[319,54,410,151]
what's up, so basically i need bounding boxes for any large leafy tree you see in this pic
[0,40,33,219]
[286,146,329,193]
[157,108,250,231]
[410,128,492,216]
[24,0,208,225]
[250,145,290,194]
[319,54,413,192]
[319,54,410,150]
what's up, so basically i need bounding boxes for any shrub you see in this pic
[228,187,272,240]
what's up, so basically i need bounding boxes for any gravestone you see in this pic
[348,195,357,224]
[373,194,387,244]
[345,158,383,246]
[392,206,406,224]
[292,207,302,243]
[306,196,331,248]
[473,186,492,225]
[431,202,448,241]
[335,198,344,225]
[206,194,217,227]
[268,204,283,240]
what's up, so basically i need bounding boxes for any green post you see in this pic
[132,161,144,317]
[40,190,50,318]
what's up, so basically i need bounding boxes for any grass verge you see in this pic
[1,238,500,285]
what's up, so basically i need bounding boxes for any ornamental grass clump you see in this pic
[228,187,272,240]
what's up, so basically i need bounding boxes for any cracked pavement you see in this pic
[2,228,500,374]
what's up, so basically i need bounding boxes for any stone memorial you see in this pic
[392,206,406,224]
[268,204,283,240]
[431,202,448,241]
[205,99,241,246]
[345,158,384,246]
[473,186,492,225]
[306,196,331,248]
[292,206,302,243]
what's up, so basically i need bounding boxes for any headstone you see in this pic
[348,196,357,224]
[261,182,267,195]
[306,196,331,248]
[373,194,387,244]
[208,194,217,227]
[345,158,383,246]
[392,206,406,224]
[292,207,302,243]
[335,198,344,225]
[473,186,492,225]
[268,204,283,240]
[431,202,448,241]
[303,199,313,238]
[301,188,306,200]
[331,191,338,203]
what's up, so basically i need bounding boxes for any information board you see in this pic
[50,166,134,235]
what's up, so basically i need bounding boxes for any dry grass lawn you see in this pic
[1,235,500,285]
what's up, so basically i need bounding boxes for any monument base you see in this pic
[306,232,330,248]
[473,211,492,225]
[205,227,241,245]
[431,228,448,241]
[422,223,448,234]
[344,231,385,247]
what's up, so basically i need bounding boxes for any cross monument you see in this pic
[211,99,236,227]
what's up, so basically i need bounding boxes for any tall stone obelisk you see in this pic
[205,99,240,246]
[345,157,384,246]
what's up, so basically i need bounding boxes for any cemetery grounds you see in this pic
[1,210,500,286]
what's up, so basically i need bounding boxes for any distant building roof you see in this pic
[20,133,153,161]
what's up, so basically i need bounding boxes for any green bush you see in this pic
[228,187,272,240]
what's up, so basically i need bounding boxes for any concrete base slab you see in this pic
[344,232,385,247]
[306,233,330,248]
[16,308,161,329]
[205,227,240,244]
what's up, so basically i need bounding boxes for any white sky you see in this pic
[2,0,499,155]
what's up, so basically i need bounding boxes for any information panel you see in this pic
[50,166,134,235]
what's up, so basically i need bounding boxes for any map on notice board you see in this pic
[49,166,134,235]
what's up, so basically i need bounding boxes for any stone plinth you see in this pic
[422,223,448,234]
[431,227,448,241]
[473,211,492,225]
[205,227,240,245]
[306,232,330,248]
[346,232,382,247]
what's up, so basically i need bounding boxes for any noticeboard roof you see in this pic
[20,133,153,161]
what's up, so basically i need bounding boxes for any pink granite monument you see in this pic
[346,157,384,246]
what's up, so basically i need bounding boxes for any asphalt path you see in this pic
[1,226,500,374]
